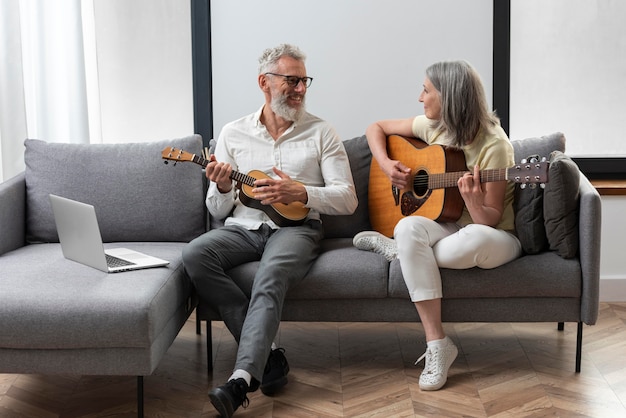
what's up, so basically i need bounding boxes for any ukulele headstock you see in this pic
[161,147,195,165]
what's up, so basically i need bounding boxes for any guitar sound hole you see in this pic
[413,170,429,197]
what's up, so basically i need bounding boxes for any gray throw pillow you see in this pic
[321,135,372,238]
[514,183,548,254]
[24,136,206,243]
[543,151,580,259]
[511,133,565,254]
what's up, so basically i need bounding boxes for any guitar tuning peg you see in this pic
[520,183,527,189]
[163,161,168,165]
[520,158,528,164]
[540,183,546,189]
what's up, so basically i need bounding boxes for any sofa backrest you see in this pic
[321,135,372,238]
[24,135,206,243]
[322,132,568,241]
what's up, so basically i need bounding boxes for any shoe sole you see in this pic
[260,375,288,396]
[419,345,459,391]
[352,230,384,248]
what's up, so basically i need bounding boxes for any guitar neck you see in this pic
[189,154,256,187]
[429,168,509,189]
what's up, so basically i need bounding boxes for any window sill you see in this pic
[590,180,626,196]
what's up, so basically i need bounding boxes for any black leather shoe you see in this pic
[261,348,290,395]
[208,378,250,418]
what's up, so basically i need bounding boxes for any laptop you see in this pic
[49,194,169,273]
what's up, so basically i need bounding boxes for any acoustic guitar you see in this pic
[368,135,549,237]
[161,147,310,227]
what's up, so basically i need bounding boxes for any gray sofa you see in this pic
[0,132,601,417]
[196,132,602,375]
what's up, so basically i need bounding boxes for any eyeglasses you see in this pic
[265,72,313,88]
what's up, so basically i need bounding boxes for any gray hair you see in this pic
[258,44,306,74]
[426,60,499,148]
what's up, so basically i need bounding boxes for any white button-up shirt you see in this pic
[207,106,358,229]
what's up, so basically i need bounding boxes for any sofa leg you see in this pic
[557,322,564,331]
[196,309,201,335]
[206,320,213,374]
[137,376,144,418]
[576,321,583,373]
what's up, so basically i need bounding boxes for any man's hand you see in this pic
[252,167,308,205]
[205,155,233,193]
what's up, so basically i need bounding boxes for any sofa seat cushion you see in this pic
[225,239,389,300]
[388,252,581,299]
[0,242,191,350]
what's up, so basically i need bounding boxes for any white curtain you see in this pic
[0,0,194,183]
[0,0,96,182]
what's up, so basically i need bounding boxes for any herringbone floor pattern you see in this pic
[1,303,625,417]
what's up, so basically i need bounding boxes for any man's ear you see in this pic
[258,73,270,91]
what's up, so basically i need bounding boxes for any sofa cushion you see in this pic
[388,252,581,299]
[0,242,190,350]
[321,135,372,238]
[511,133,565,254]
[225,239,389,299]
[543,151,580,258]
[24,135,206,243]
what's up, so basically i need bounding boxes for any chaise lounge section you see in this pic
[0,135,207,417]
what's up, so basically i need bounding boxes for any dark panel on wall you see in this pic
[573,157,626,180]
[191,0,212,148]
[493,0,510,135]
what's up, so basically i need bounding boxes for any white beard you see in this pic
[270,93,306,122]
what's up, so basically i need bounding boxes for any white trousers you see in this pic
[394,216,522,302]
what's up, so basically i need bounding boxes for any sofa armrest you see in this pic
[577,172,602,325]
[0,172,26,255]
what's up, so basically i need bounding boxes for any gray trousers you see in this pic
[182,220,323,380]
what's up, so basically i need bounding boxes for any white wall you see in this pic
[211,0,493,141]
[598,196,626,301]
[510,0,626,300]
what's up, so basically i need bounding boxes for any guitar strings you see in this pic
[412,169,509,188]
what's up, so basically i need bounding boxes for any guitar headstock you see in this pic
[508,155,549,188]
[161,147,195,165]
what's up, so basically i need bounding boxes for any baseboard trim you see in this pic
[600,276,626,302]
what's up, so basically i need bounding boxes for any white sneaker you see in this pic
[415,338,458,391]
[353,231,398,262]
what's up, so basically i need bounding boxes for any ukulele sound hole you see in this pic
[413,170,429,197]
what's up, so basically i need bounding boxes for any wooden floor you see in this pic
[1,302,626,417]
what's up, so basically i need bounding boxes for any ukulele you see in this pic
[161,147,310,227]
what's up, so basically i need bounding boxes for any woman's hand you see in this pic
[458,165,505,227]
[380,159,412,190]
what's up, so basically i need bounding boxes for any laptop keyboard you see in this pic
[106,254,136,268]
